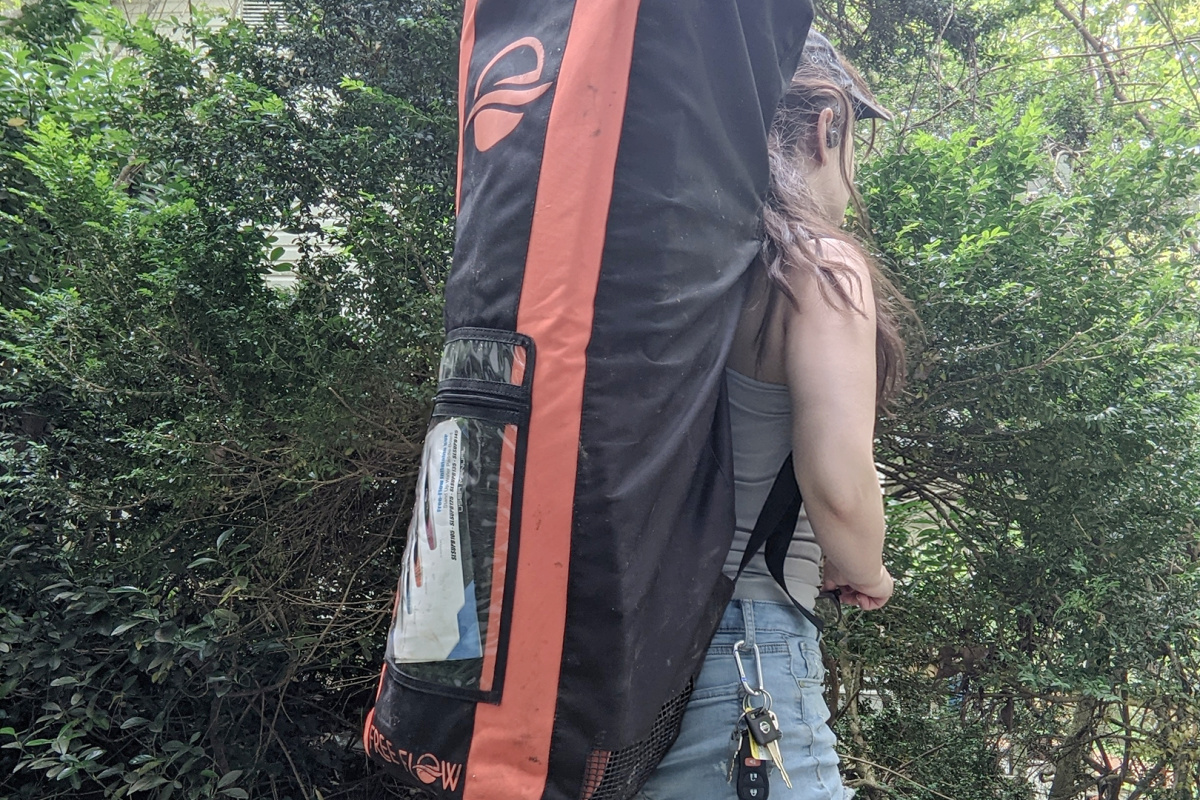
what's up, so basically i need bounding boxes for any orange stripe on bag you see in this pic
[478,423,518,693]
[361,663,387,756]
[463,0,643,797]
[455,0,479,212]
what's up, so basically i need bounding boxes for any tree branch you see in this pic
[1051,0,1154,134]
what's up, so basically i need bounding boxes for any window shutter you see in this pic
[239,0,285,27]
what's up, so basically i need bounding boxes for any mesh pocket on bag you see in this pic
[579,680,694,800]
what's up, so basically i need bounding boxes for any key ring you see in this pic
[743,688,773,714]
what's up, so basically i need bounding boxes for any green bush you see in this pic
[849,709,1032,800]
[827,98,1200,799]
[1,1,456,797]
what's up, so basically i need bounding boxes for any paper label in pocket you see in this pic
[390,419,483,663]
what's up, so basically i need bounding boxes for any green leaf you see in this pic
[128,775,169,793]
[216,770,243,788]
[111,620,148,636]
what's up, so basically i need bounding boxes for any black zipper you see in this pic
[434,388,529,416]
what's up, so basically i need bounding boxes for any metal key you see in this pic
[746,706,791,788]
[745,706,781,747]
[762,711,793,789]
[727,721,746,783]
[742,699,771,762]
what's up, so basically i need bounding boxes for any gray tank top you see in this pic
[723,368,822,608]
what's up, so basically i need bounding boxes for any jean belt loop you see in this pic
[741,600,756,649]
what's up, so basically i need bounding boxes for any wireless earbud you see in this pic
[825,128,841,150]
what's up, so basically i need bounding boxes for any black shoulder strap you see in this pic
[736,454,825,633]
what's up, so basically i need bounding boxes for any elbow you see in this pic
[801,484,885,546]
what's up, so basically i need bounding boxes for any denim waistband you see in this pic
[711,598,821,648]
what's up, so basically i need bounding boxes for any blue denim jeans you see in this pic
[636,600,850,800]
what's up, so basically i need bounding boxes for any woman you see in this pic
[636,32,908,800]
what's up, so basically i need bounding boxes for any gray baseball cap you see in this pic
[799,30,893,122]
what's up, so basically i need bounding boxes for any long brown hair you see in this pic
[758,61,909,407]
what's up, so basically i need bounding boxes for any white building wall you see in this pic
[115,0,236,22]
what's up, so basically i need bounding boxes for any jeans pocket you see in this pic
[688,647,742,701]
[787,633,825,687]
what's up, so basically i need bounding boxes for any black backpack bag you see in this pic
[363,2,815,798]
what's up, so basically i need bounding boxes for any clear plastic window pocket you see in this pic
[386,329,533,702]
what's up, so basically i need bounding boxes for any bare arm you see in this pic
[783,241,892,604]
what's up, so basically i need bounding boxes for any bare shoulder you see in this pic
[812,237,869,273]
[785,237,873,311]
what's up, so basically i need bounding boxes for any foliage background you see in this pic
[0,0,1196,798]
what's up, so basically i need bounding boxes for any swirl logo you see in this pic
[412,753,443,785]
[466,37,554,152]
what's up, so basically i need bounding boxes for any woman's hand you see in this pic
[822,561,893,611]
